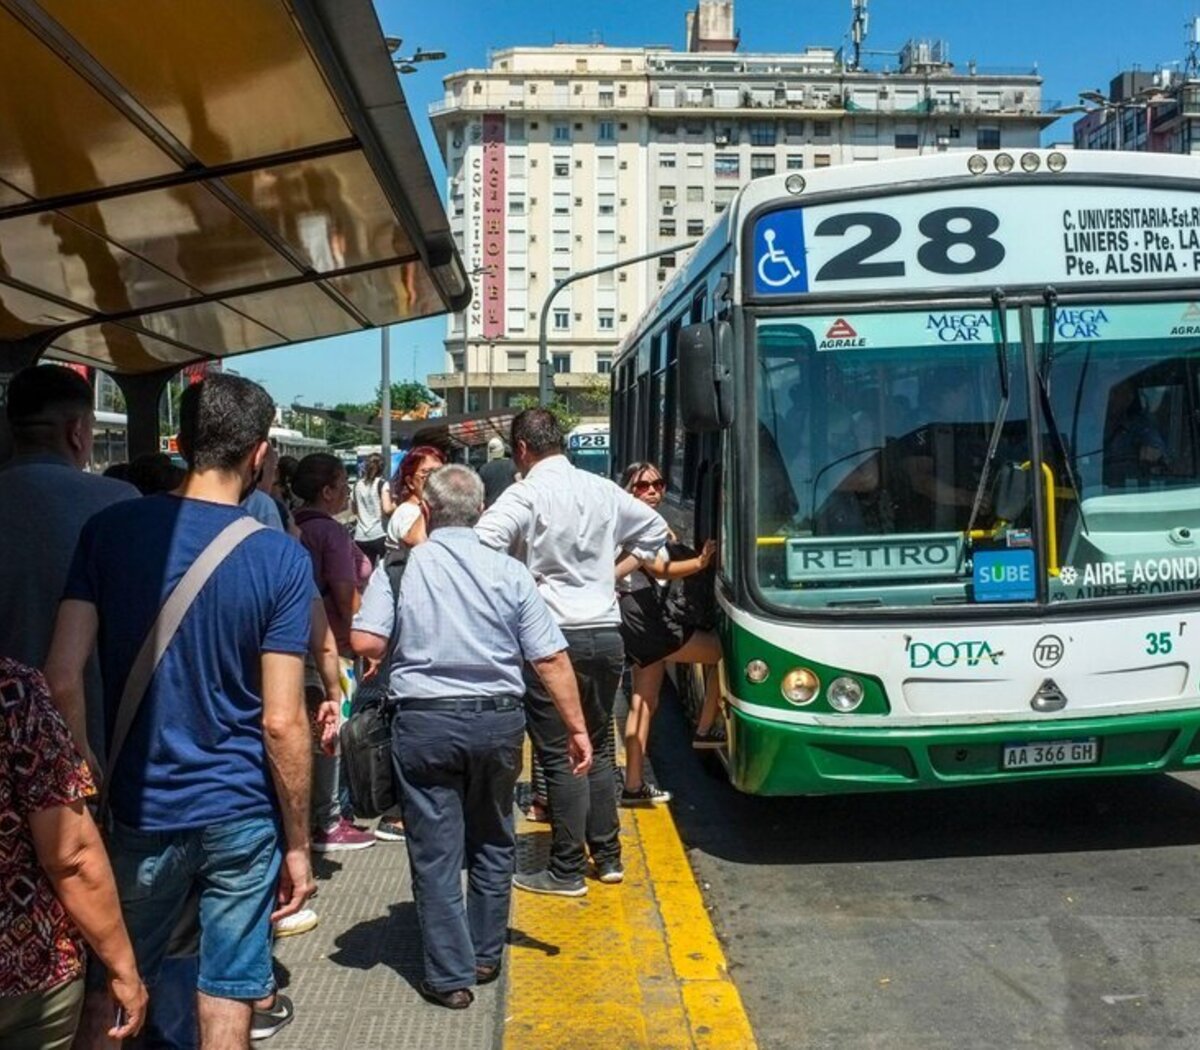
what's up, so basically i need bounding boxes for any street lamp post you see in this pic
[537,241,698,406]
[380,325,391,474]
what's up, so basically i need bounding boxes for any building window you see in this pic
[553,310,570,331]
[597,270,615,290]
[658,185,677,202]
[948,125,961,139]
[813,120,832,137]
[597,155,616,177]
[786,154,804,170]
[553,158,570,178]
[509,155,526,179]
[508,352,527,372]
[785,119,805,137]
[686,185,704,202]
[552,230,571,253]
[750,121,777,146]
[553,192,570,215]
[451,352,464,373]
[750,154,776,179]
[597,309,615,332]
[660,254,676,268]
[814,153,832,168]
[508,306,526,332]
[659,219,677,236]
[660,152,677,168]
[714,153,740,179]
[598,121,616,142]
[509,119,526,142]
[894,132,919,150]
[599,83,614,108]
[552,352,571,374]
[509,229,527,252]
[596,352,613,375]
[687,152,704,168]
[686,219,704,236]
[553,123,571,142]
[597,230,616,252]
[977,126,1001,150]
[598,193,615,216]
[684,121,705,137]
[509,194,526,215]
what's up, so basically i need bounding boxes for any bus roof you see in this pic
[617,148,1200,361]
[0,0,469,378]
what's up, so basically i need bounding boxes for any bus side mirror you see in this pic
[678,320,734,432]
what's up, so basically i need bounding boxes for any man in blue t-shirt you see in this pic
[45,373,316,1047]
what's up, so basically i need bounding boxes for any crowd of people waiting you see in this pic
[0,364,723,1047]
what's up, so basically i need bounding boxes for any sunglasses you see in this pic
[633,478,665,493]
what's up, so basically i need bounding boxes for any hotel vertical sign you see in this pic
[481,114,506,339]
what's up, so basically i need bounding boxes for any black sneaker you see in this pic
[512,869,587,897]
[692,724,727,750]
[620,782,672,807]
[595,858,625,884]
[250,994,294,1041]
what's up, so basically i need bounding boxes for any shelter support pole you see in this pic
[114,368,174,461]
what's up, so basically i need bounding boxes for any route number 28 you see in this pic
[813,207,1005,282]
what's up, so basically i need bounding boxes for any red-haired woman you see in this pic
[385,445,446,550]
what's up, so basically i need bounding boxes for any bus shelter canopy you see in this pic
[0,0,468,376]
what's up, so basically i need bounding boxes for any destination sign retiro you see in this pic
[751,186,1200,297]
[786,534,962,583]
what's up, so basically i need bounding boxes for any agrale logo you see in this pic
[820,318,866,350]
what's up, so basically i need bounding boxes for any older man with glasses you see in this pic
[351,465,591,1009]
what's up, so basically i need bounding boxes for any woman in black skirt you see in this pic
[615,462,723,807]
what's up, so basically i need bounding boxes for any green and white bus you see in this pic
[612,149,1200,795]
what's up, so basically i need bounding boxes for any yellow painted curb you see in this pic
[504,798,757,1050]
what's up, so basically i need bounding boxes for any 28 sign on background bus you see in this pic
[750,185,1200,297]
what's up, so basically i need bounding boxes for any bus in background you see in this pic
[566,422,611,478]
[268,426,328,461]
[91,411,128,472]
[612,149,1200,797]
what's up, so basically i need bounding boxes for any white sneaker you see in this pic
[274,908,318,939]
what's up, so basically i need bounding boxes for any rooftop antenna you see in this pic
[850,0,869,72]
[1186,16,1200,78]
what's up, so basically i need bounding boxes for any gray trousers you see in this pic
[392,706,525,991]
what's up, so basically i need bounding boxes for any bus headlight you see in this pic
[781,668,820,705]
[967,154,988,175]
[827,676,865,712]
[745,659,770,684]
[1047,151,1068,172]
[994,152,1015,174]
[785,173,806,195]
[1020,152,1041,172]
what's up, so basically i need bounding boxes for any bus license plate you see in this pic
[1002,739,1099,770]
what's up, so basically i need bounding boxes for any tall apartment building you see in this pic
[429,0,1055,417]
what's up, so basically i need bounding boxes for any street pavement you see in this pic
[651,693,1200,1049]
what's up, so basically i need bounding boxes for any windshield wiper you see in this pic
[958,289,1012,572]
[1035,287,1089,536]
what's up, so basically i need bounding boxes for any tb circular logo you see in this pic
[1033,635,1065,669]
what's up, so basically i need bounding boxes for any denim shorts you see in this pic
[108,815,281,1001]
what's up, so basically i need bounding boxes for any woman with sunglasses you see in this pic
[615,463,723,807]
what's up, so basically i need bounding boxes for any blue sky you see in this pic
[237,0,1198,407]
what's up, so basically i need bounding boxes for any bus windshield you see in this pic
[754,304,1200,610]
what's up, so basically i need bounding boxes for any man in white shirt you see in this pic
[476,408,669,895]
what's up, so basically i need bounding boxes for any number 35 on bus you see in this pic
[612,149,1200,796]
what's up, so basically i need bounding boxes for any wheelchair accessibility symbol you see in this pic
[752,211,807,294]
[757,229,802,288]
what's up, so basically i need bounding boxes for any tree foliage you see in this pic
[513,395,580,435]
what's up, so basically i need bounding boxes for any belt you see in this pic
[399,696,522,714]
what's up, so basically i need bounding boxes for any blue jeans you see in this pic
[392,706,525,991]
[108,815,281,1001]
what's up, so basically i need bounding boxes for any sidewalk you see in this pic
[266,742,755,1048]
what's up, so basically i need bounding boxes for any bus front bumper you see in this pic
[725,704,1200,796]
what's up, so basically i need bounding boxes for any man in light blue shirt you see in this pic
[351,465,590,1008]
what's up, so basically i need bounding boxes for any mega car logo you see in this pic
[1055,308,1109,339]
[819,318,866,350]
[926,313,991,343]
